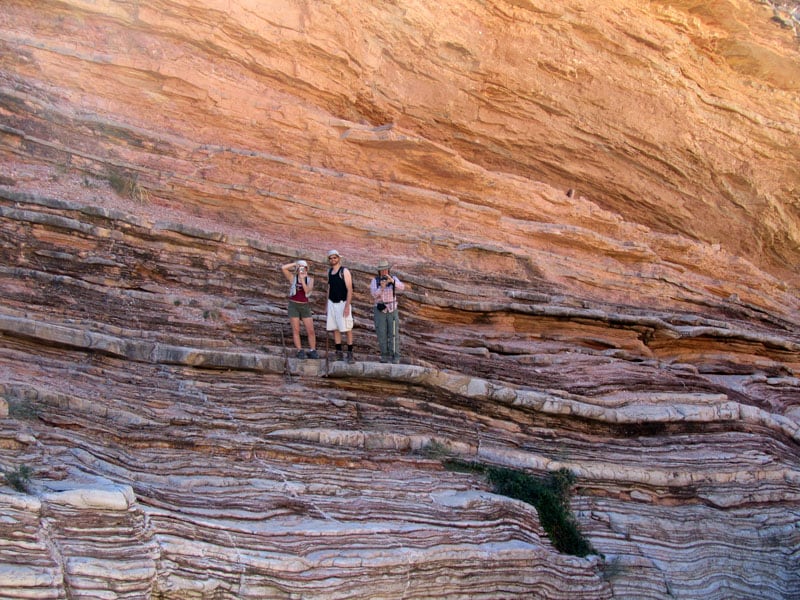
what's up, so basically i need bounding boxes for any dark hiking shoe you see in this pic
[307,349,319,359]
[335,350,344,361]
[295,349,306,359]
[345,351,355,364]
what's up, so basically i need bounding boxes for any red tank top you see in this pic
[290,276,309,303]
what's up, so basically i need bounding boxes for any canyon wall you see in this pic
[1,0,799,598]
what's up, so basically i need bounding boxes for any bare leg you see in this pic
[302,317,316,350]
[290,317,302,349]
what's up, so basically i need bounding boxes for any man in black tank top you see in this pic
[325,249,355,363]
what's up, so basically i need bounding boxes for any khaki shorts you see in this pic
[288,300,312,319]
[326,300,353,332]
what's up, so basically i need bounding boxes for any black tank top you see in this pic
[328,268,348,302]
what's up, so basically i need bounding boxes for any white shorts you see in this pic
[326,300,353,332]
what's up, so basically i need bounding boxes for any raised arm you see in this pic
[280,262,299,283]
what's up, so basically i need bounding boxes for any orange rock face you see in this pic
[1,1,799,598]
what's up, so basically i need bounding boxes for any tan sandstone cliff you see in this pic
[1,0,799,598]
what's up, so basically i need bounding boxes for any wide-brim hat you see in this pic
[327,249,340,258]
[296,260,308,268]
[376,259,391,271]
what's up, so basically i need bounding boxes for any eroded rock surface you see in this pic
[1,0,799,598]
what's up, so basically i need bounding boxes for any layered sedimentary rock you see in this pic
[1,0,799,598]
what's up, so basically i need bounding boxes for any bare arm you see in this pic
[344,268,353,314]
[281,262,299,283]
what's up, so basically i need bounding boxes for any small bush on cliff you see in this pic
[107,169,148,203]
[7,397,40,420]
[441,456,596,557]
[487,466,595,557]
[418,439,451,459]
[203,308,221,321]
[4,464,33,493]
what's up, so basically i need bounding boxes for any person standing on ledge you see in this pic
[370,259,405,363]
[326,249,355,363]
[281,259,318,359]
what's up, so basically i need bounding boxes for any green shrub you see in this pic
[7,398,40,420]
[487,466,595,557]
[4,465,32,493]
[418,440,451,459]
[444,459,596,557]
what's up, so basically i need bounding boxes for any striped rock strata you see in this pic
[1,0,800,598]
[0,192,798,599]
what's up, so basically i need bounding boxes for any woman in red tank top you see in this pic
[280,260,318,359]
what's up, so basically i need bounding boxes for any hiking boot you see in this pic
[295,349,306,359]
[380,355,389,363]
[335,350,344,362]
[391,356,400,364]
[307,349,319,359]
[345,351,355,364]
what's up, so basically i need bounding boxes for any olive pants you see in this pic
[373,308,400,361]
